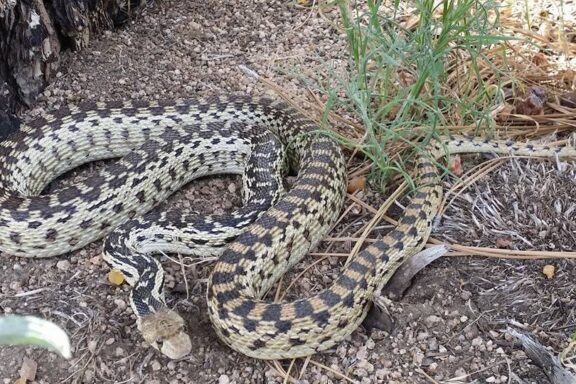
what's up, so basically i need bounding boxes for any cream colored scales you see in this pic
[0,96,574,359]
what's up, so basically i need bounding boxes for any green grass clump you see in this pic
[328,0,512,188]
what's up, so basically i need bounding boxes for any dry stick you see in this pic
[278,256,329,302]
[506,327,576,384]
[345,175,576,260]
[347,193,380,215]
[298,356,312,380]
[275,194,365,301]
[307,359,359,384]
[438,156,510,217]
[432,240,576,259]
[254,72,365,137]
[281,359,296,384]
[309,252,351,257]
[345,181,408,265]
[268,361,298,384]
[290,0,318,33]
[278,197,373,300]
[415,368,441,384]
[349,161,372,179]
[351,174,576,261]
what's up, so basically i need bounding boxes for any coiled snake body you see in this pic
[1,96,574,359]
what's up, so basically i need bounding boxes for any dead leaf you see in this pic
[543,265,555,279]
[495,238,513,248]
[560,91,576,108]
[531,52,549,67]
[296,0,315,6]
[387,104,401,119]
[513,87,547,115]
[449,155,463,176]
[347,176,366,193]
[397,70,416,87]
[18,357,37,383]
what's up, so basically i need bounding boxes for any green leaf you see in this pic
[0,315,72,359]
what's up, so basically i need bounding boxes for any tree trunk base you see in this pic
[0,0,148,114]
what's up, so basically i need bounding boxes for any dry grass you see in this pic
[257,0,576,382]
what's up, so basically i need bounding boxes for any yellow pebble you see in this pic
[543,265,555,279]
[108,270,125,285]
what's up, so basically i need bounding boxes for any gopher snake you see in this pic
[1,96,574,360]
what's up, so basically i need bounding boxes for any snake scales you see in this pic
[1,95,574,360]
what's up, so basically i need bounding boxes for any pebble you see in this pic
[88,340,98,354]
[218,375,230,384]
[89,255,102,265]
[114,298,127,310]
[151,360,162,371]
[5,1,569,383]
[56,260,71,271]
[424,315,442,327]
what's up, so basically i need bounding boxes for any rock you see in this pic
[151,360,161,371]
[56,260,71,271]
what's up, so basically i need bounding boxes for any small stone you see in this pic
[89,255,102,265]
[56,260,71,271]
[114,299,127,310]
[417,331,429,341]
[471,337,483,347]
[365,339,375,350]
[424,315,441,327]
[218,375,230,384]
[9,281,21,291]
[454,368,467,377]
[105,337,115,345]
[83,369,94,382]
[88,340,98,354]
[151,360,161,371]
[356,346,368,360]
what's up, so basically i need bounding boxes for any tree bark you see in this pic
[0,0,147,114]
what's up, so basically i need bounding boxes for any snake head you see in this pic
[139,309,192,359]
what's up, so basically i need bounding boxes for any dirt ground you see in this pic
[1,1,575,383]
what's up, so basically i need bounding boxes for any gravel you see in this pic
[0,1,574,383]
